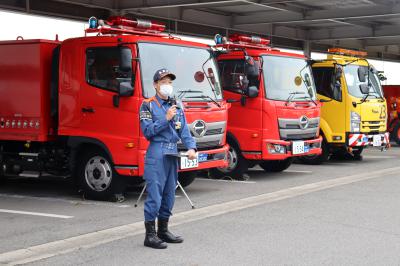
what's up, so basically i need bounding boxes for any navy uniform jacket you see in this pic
[139,95,196,153]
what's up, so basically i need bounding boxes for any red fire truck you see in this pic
[0,16,229,200]
[383,85,400,144]
[210,34,322,179]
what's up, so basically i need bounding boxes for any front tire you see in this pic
[259,158,293,172]
[209,141,248,180]
[178,171,196,188]
[299,140,330,165]
[76,147,126,200]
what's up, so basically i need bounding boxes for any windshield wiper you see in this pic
[185,95,221,107]
[300,94,318,106]
[285,91,305,106]
[177,89,203,99]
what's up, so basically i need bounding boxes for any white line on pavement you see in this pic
[284,170,312,173]
[1,165,400,265]
[196,178,256,184]
[0,193,131,208]
[0,209,73,219]
[363,155,396,159]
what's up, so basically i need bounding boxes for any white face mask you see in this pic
[159,84,174,97]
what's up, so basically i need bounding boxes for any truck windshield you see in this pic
[138,43,222,101]
[262,55,317,102]
[344,64,383,99]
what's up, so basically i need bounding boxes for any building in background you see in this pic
[0,10,398,85]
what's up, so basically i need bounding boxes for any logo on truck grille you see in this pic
[191,120,207,137]
[299,116,309,130]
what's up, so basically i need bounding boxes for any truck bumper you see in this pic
[179,144,229,173]
[115,144,229,177]
[242,137,322,161]
[348,132,390,149]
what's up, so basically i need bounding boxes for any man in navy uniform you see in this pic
[139,68,197,249]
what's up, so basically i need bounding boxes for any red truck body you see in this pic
[0,17,229,199]
[211,36,322,178]
[383,85,400,144]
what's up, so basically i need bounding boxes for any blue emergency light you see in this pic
[214,34,223,45]
[88,16,98,29]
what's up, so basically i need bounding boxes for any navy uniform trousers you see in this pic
[140,95,196,221]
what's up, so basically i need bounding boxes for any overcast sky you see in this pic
[0,10,399,85]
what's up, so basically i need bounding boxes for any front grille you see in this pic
[361,121,385,132]
[205,128,223,136]
[178,141,220,150]
[285,133,317,140]
[278,117,319,140]
[365,121,380,125]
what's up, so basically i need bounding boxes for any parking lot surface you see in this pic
[0,147,399,265]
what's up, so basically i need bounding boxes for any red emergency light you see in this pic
[229,34,270,46]
[106,16,166,32]
[85,16,166,36]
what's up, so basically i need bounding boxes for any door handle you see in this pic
[81,107,95,113]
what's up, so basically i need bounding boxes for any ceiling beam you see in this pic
[234,3,400,26]
[310,25,400,41]
[120,0,242,11]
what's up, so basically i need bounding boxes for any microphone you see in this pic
[169,96,181,109]
[169,96,182,130]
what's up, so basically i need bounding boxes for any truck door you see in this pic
[218,59,263,151]
[79,44,140,164]
[312,66,346,141]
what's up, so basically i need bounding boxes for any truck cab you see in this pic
[211,34,322,179]
[303,48,389,164]
[0,16,229,200]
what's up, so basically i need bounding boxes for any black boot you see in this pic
[157,218,184,243]
[144,221,167,249]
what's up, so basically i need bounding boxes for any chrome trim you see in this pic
[278,117,320,129]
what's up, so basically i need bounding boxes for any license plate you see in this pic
[180,154,199,170]
[292,141,305,155]
[304,145,310,153]
[373,135,382,147]
[198,153,208,162]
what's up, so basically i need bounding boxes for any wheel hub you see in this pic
[217,146,238,173]
[84,156,113,192]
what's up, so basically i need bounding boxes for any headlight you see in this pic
[267,143,286,154]
[350,111,361,132]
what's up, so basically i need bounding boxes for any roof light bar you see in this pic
[328,48,367,58]
[229,34,270,46]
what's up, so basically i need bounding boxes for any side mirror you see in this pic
[378,71,387,81]
[119,47,132,72]
[358,67,367,83]
[119,81,133,97]
[359,83,369,94]
[304,73,312,88]
[113,81,133,108]
[246,86,259,98]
